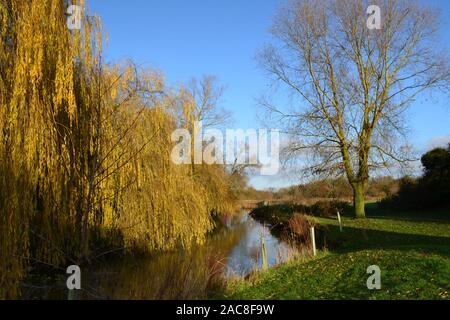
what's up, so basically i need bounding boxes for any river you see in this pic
[21,212,298,299]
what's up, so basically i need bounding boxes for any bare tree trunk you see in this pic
[352,182,366,219]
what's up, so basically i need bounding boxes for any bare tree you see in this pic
[173,75,231,175]
[259,0,450,218]
[183,75,231,129]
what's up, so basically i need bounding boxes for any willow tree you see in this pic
[0,0,94,296]
[0,0,154,294]
[0,0,237,298]
[260,0,450,218]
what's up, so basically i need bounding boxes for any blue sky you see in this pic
[87,0,450,189]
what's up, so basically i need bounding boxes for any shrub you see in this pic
[308,200,349,218]
[288,214,311,242]
[380,146,450,210]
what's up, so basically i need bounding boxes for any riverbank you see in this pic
[223,204,450,299]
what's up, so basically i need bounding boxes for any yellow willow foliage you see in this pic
[0,0,84,297]
[0,0,111,296]
[0,0,237,298]
[101,67,233,251]
[119,109,215,251]
[89,64,237,252]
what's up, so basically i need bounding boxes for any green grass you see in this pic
[224,205,450,300]
[224,249,449,299]
[315,215,450,256]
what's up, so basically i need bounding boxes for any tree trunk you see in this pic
[352,182,366,219]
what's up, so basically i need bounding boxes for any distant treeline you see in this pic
[241,176,399,202]
[0,1,237,298]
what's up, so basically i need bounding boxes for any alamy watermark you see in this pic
[66,5,82,30]
[367,265,381,290]
[171,121,280,176]
[66,265,81,290]
[367,5,382,30]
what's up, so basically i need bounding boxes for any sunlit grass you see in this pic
[223,206,450,300]
[224,249,449,300]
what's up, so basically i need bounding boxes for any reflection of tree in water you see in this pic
[225,218,299,278]
[81,217,249,299]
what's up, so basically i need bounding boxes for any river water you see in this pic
[22,212,298,299]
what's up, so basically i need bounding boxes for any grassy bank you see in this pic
[224,205,450,300]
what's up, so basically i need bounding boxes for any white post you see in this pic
[311,226,316,256]
[261,234,269,271]
[337,210,343,232]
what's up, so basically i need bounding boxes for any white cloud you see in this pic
[424,134,450,151]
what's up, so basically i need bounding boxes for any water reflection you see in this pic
[224,214,295,277]
[21,212,298,299]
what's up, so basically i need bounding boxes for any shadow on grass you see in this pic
[364,202,450,222]
[316,223,450,257]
